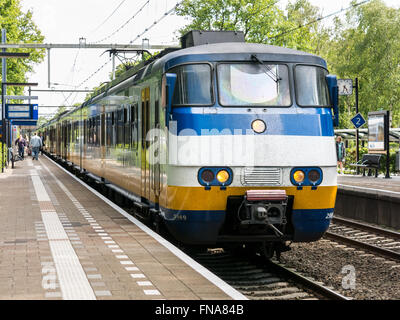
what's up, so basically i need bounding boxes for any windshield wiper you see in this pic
[251,54,281,83]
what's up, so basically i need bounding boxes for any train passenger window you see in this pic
[124,107,128,124]
[117,109,124,146]
[130,105,135,122]
[124,106,130,147]
[217,63,291,107]
[168,64,213,106]
[83,119,87,145]
[295,65,330,107]
[131,104,138,148]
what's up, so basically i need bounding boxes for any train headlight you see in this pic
[293,170,305,184]
[216,170,230,184]
[198,167,233,186]
[308,169,321,183]
[252,119,266,134]
[201,169,214,183]
[290,167,323,187]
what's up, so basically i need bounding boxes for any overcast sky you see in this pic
[17,0,399,117]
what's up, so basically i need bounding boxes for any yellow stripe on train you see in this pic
[164,186,337,211]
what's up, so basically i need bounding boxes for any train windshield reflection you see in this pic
[217,63,291,107]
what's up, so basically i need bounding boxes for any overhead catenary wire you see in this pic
[267,0,371,41]
[129,0,184,44]
[90,0,127,34]
[90,0,150,44]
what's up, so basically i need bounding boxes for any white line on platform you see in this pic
[44,156,248,300]
[30,169,96,300]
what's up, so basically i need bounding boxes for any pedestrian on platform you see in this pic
[30,133,42,161]
[15,135,26,159]
[336,136,346,175]
[39,133,44,155]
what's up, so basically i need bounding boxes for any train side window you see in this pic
[96,115,101,146]
[131,103,138,148]
[106,113,111,147]
[124,106,130,147]
[155,100,159,126]
[168,64,213,106]
[83,119,87,145]
[101,113,105,147]
[130,105,135,122]
[124,107,128,124]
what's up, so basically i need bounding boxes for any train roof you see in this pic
[162,42,322,59]
[153,42,327,72]
[48,41,328,121]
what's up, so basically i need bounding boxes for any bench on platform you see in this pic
[349,154,382,177]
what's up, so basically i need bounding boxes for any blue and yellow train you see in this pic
[40,31,339,258]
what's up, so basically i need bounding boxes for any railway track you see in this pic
[190,249,349,301]
[326,216,400,261]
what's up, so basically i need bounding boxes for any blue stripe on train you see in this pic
[171,111,334,137]
[292,208,333,242]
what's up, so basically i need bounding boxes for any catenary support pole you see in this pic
[47,48,51,88]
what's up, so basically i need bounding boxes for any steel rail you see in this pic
[324,231,400,261]
[265,260,350,301]
[332,216,400,240]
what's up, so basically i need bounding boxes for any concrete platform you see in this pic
[0,156,245,300]
[338,174,400,196]
[336,175,400,229]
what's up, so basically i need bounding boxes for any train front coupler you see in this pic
[238,190,288,238]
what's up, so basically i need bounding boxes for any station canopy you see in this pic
[335,128,400,142]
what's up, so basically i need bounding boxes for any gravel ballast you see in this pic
[280,239,400,300]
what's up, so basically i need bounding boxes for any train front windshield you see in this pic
[295,65,330,107]
[217,63,291,107]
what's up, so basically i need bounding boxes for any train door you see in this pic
[141,88,150,202]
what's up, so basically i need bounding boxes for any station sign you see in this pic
[351,113,366,129]
[10,120,37,126]
[5,104,38,120]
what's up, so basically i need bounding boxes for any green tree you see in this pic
[0,0,45,95]
[274,0,329,54]
[37,116,48,127]
[175,0,326,52]
[323,0,400,128]
[176,0,286,42]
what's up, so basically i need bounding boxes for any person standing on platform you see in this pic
[15,135,26,160]
[30,133,42,161]
[336,136,346,175]
[39,133,44,155]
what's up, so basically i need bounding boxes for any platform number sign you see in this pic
[351,113,366,129]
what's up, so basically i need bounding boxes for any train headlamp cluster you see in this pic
[290,167,323,187]
[198,167,233,187]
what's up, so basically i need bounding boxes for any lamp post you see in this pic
[1,82,38,172]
